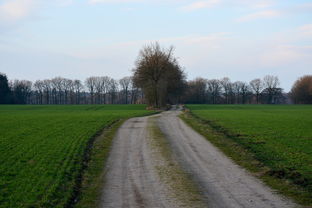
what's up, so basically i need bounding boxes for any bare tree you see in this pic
[262,75,280,104]
[73,80,83,104]
[220,77,232,104]
[108,78,118,104]
[240,82,250,104]
[94,77,103,104]
[249,79,263,104]
[130,78,140,104]
[233,81,243,104]
[85,77,96,104]
[184,78,207,104]
[207,79,221,104]
[34,80,44,104]
[41,79,51,104]
[63,78,73,104]
[119,76,132,104]
[51,77,64,104]
[100,76,111,104]
[133,42,185,108]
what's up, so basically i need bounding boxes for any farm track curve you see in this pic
[100,106,297,208]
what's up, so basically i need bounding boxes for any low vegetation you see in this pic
[0,105,152,208]
[148,117,204,207]
[183,105,312,205]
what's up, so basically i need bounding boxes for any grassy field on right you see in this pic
[184,105,312,205]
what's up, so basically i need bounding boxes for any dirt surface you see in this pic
[100,115,182,208]
[101,106,297,208]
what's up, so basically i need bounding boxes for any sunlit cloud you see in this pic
[89,0,143,4]
[235,0,274,9]
[179,0,220,11]
[298,24,312,37]
[0,0,37,23]
[236,10,280,22]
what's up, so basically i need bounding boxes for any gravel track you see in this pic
[100,107,297,208]
[100,116,180,208]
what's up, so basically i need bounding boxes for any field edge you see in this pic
[70,119,125,208]
[180,109,312,207]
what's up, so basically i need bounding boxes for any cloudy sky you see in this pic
[0,0,311,91]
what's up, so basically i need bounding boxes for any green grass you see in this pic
[74,119,125,208]
[183,105,312,205]
[0,105,152,208]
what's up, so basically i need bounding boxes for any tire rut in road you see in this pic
[157,110,297,208]
[100,115,205,208]
[101,108,298,208]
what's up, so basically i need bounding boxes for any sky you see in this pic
[0,0,311,91]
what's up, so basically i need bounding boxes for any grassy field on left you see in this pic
[0,105,151,208]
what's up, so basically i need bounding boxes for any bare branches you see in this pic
[183,75,285,104]
[133,42,186,108]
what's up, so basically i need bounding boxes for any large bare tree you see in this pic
[132,42,186,108]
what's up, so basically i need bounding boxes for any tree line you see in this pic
[182,75,287,104]
[1,43,311,106]
[1,72,311,105]
[0,74,143,105]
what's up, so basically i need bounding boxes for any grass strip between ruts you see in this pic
[149,117,205,208]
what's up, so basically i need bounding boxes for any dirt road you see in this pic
[100,107,297,208]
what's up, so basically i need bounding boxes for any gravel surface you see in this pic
[100,115,180,208]
[101,106,297,208]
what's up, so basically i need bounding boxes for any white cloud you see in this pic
[0,0,37,23]
[261,45,312,67]
[236,10,280,22]
[89,0,143,4]
[298,24,312,37]
[180,0,220,11]
[56,0,74,7]
[235,0,274,9]
[252,1,273,9]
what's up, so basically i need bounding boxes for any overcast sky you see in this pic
[0,0,311,91]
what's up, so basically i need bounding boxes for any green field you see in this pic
[0,105,151,208]
[186,105,312,203]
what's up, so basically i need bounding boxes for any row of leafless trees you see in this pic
[0,74,144,104]
[0,74,288,106]
[182,75,286,104]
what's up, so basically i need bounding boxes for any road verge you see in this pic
[180,110,311,207]
[72,119,125,208]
